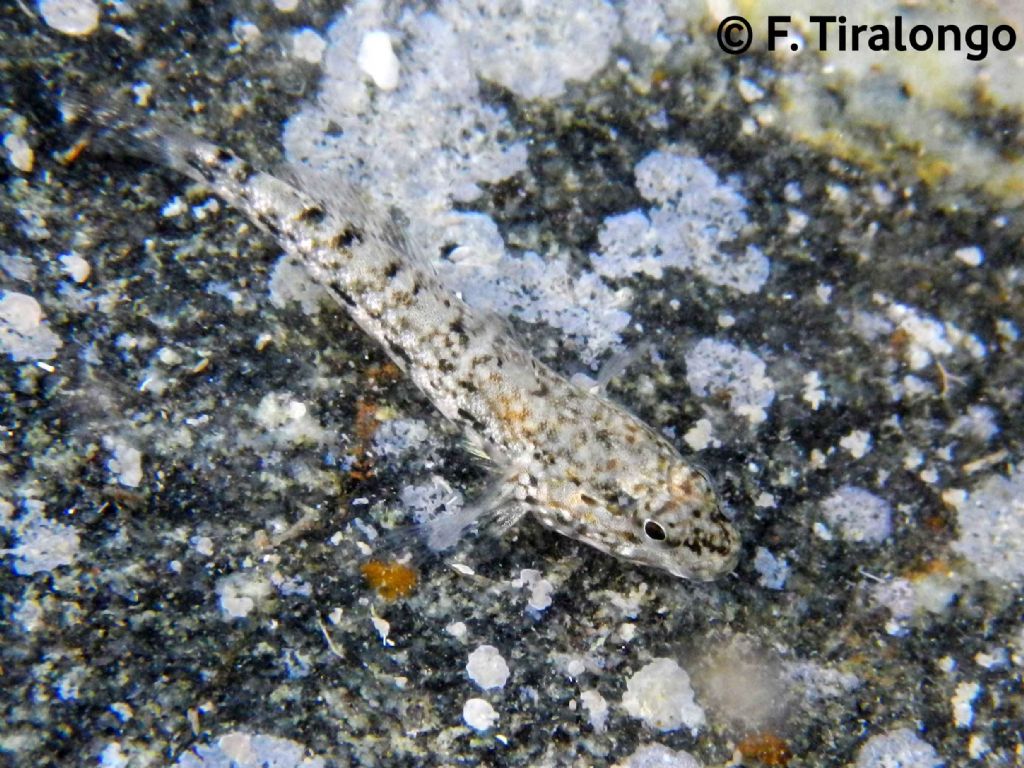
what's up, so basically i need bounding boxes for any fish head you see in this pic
[623,461,741,582]
[541,449,741,582]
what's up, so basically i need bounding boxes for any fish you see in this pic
[64,96,741,582]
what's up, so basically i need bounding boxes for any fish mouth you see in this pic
[671,551,739,582]
[671,552,737,581]
[671,525,742,582]
[708,542,742,580]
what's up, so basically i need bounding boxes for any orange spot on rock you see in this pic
[651,68,670,89]
[349,398,381,480]
[902,557,953,581]
[361,559,418,601]
[58,136,90,166]
[737,732,794,766]
[889,327,912,355]
[367,362,402,384]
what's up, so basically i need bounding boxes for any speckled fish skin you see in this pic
[80,105,740,581]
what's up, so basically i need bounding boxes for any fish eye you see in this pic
[643,519,666,541]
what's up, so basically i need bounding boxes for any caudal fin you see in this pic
[60,88,237,187]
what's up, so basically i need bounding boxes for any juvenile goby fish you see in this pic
[68,100,740,581]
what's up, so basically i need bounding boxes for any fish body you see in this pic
[71,101,740,581]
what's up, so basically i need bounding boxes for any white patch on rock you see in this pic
[292,28,327,65]
[462,698,498,731]
[375,418,433,461]
[253,393,325,445]
[466,645,510,691]
[953,245,983,267]
[512,568,554,611]
[820,486,892,545]
[216,572,272,619]
[683,418,716,451]
[952,466,1024,587]
[753,546,789,590]
[268,256,327,313]
[357,30,400,89]
[580,689,609,734]
[854,727,943,768]
[1,500,80,576]
[4,133,34,172]
[461,0,620,100]
[174,730,326,767]
[39,0,100,36]
[614,743,702,768]
[952,681,981,729]
[684,339,775,425]
[622,658,705,734]
[103,436,144,488]
[592,148,769,294]
[0,291,62,361]
[839,430,872,459]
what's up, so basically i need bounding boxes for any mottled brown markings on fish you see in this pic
[540,498,575,524]
[233,161,254,182]
[533,449,557,466]
[188,155,218,184]
[347,277,374,296]
[425,327,454,349]
[315,251,340,270]
[332,227,360,249]
[205,149,250,183]
[448,318,470,346]
[335,289,357,308]
[493,393,534,430]
[388,289,414,307]
[101,110,740,581]
[572,430,592,450]
[456,407,487,433]
[297,205,326,224]
[385,341,412,368]
[255,212,282,237]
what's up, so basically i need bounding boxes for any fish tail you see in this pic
[60,89,246,188]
